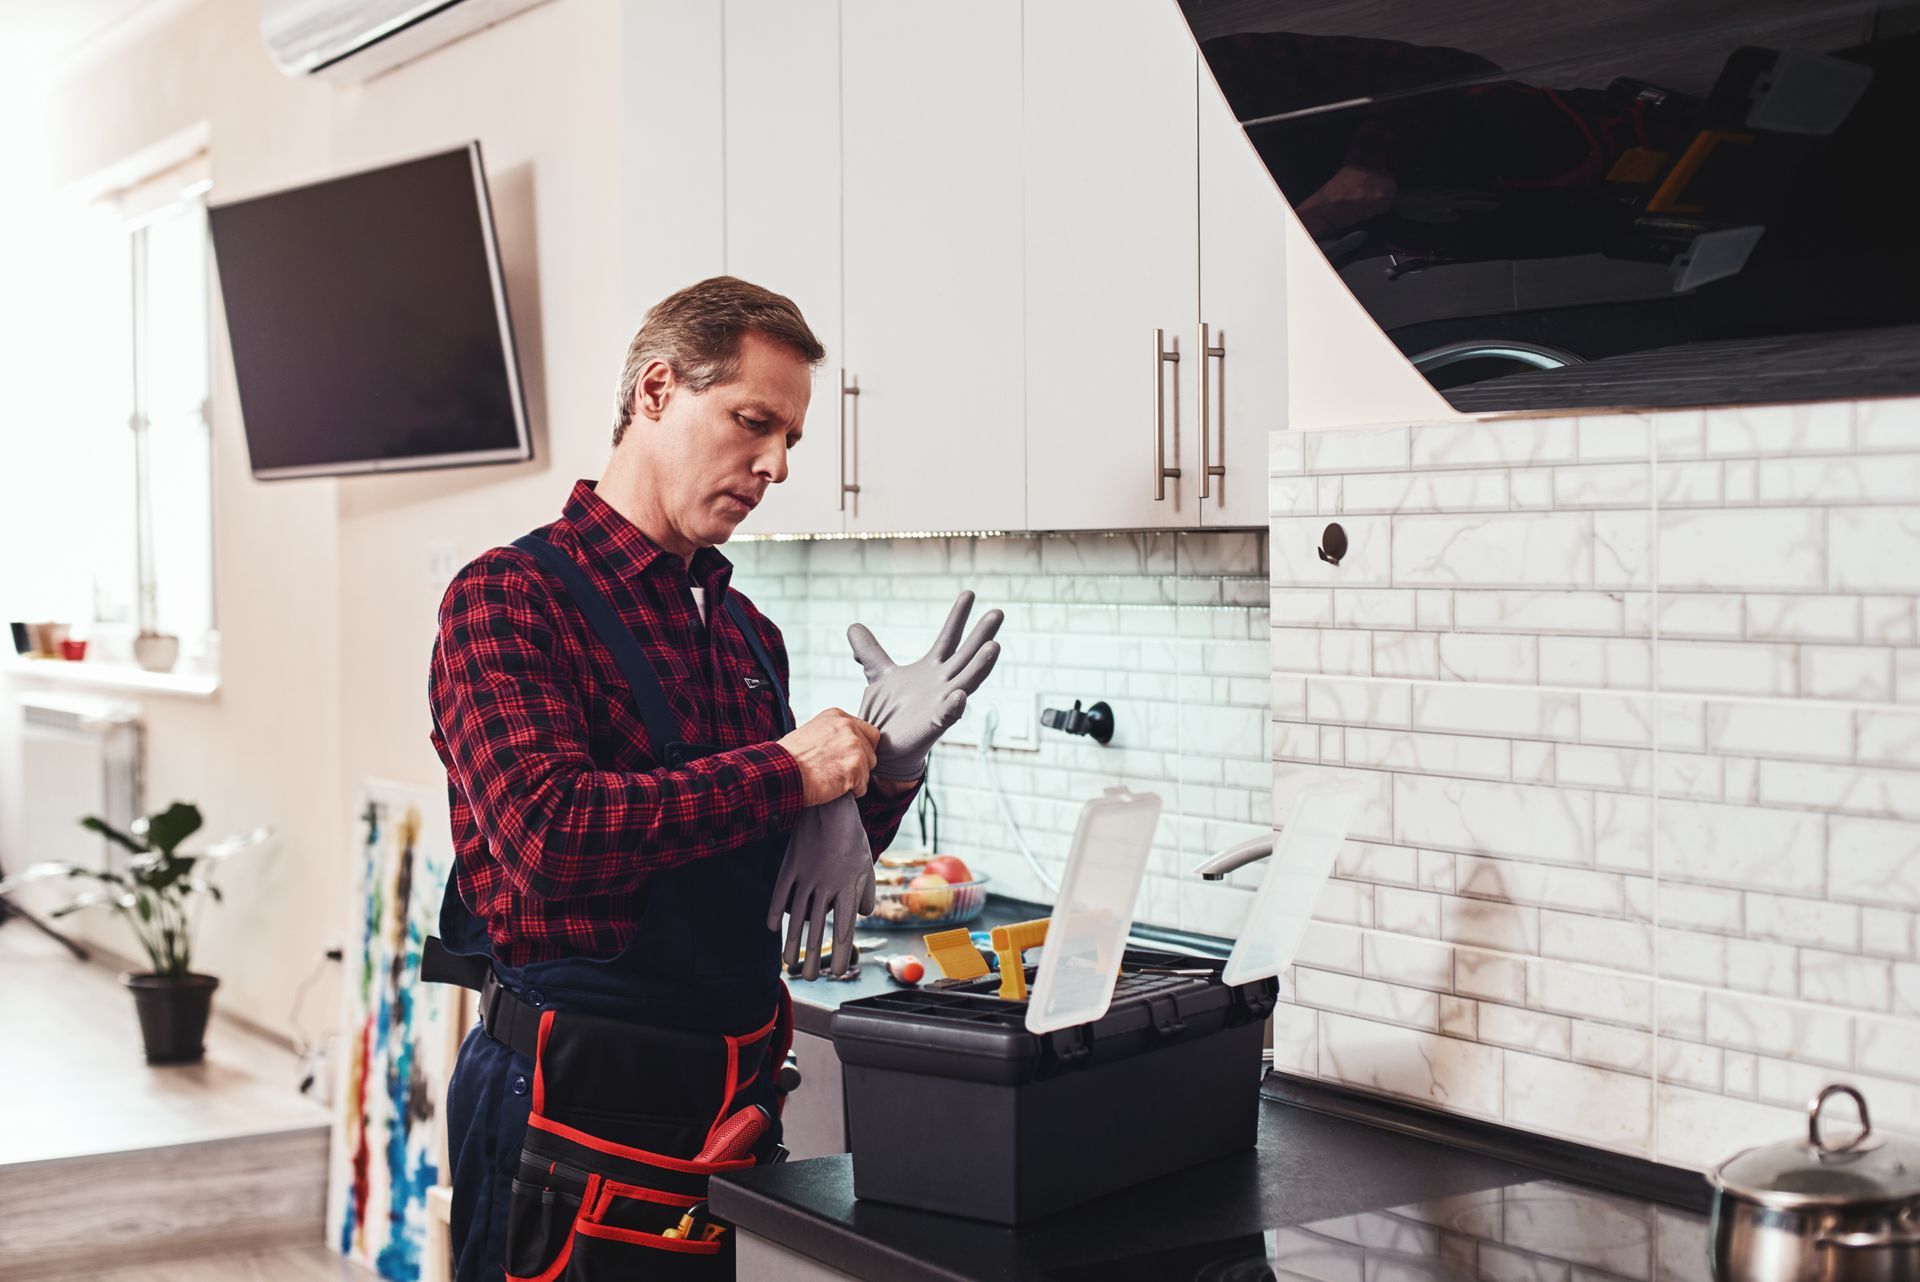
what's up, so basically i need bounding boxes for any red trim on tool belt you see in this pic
[505,1173,601,1282]
[527,1112,758,1173]
[575,1221,723,1254]
[588,1181,702,1220]
[532,1009,556,1115]
[703,998,785,1148]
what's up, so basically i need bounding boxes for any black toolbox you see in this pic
[830,950,1277,1224]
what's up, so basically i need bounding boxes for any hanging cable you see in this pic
[978,705,1059,895]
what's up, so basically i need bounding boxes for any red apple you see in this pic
[922,854,973,885]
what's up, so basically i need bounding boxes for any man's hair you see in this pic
[612,276,825,446]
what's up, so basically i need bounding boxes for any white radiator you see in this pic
[15,691,144,877]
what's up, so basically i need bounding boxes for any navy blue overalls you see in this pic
[429,534,796,1282]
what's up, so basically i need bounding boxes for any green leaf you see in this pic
[80,816,148,856]
[142,803,203,857]
[136,895,154,922]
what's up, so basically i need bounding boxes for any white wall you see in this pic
[0,0,629,1040]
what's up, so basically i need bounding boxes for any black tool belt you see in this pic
[421,934,543,1060]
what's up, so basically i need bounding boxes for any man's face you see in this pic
[631,330,812,552]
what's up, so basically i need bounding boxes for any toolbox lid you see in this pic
[1024,787,1163,1035]
[1222,778,1366,986]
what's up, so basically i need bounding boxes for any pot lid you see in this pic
[1714,1085,1920,1208]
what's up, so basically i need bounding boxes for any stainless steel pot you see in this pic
[1710,1085,1920,1281]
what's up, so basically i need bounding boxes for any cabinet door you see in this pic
[724,0,846,536]
[841,0,1025,533]
[1023,0,1199,531]
[1196,71,1287,528]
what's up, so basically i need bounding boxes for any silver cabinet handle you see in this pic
[1201,323,1226,503]
[839,370,861,513]
[1153,328,1182,501]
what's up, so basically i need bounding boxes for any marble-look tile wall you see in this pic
[727,531,1273,935]
[1269,398,1920,1169]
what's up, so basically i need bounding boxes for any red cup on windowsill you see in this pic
[59,638,88,662]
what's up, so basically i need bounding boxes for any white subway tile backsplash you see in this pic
[1802,645,1893,702]
[1271,404,1920,1168]
[1555,463,1651,509]
[1452,590,1625,636]
[1272,516,1391,587]
[1414,685,1579,741]
[1703,402,1854,458]
[1319,1011,1504,1118]
[1306,426,1410,474]
[1506,1055,1653,1154]
[1656,1085,1803,1169]
[1393,513,1593,588]
[1658,798,1825,896]
[1364,932,1455,991]
[1411,419,1578,469]
[1856,399,1920,453]
[1340,469,1508,513]
[1659,640,1799,698]
[1831,507,1920,593]
[1457,948,1527,1005]
[1828,815,1920,908]
[1478,1003,1571,1056]
[1528,961,1652,1028]
[1296,968,1439,1030]
[1660,509,1825,591]
[1706,991,1852,1069]
[1343,729,1511,781]
[1372,631,1440,679]
[1703,699,1853,763]
[1395,775,1594,865]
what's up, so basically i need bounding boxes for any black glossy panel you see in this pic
[1183,1,1920,409]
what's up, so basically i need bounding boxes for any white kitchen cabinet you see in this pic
[840,0,1026,534]
[1022,0,1201,531]
[1195,70,1287,527]
[724,0,847,537]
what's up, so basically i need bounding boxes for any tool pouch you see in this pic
[505,993,792,1282]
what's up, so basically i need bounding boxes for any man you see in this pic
[426,276,1000,1280]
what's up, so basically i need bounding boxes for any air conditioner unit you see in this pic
[262,0,555,81]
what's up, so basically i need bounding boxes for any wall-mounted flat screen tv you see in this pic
[208,142,531,479]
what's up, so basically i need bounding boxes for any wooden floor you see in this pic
[0,924,338,1277]
[0,923,329,1166]
[28,1244,374,1282]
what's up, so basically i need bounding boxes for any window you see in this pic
[4,157,215,671]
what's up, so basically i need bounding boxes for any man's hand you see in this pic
[777,709,881,807]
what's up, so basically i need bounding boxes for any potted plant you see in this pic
[0,802,270,1063]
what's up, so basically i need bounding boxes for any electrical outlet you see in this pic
[426,542,461,588]
[943,688,1039,751]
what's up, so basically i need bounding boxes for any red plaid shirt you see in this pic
[429,479,917,966]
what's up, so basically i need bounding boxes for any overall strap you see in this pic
[510,533,685,761]
[724,596,795,736]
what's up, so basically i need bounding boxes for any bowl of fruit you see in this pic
[865,852,989,929]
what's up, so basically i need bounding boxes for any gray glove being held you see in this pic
[766,794,874,980]
[849,590,1004,780]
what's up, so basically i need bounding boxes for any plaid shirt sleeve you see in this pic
[433,559,806,903]
[757,611,921,856]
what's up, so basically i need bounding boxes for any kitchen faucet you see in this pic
[1191,833,1275,881]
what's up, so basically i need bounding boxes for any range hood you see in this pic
[262,0,554,81]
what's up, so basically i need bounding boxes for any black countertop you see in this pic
[712,1076,1716,1282]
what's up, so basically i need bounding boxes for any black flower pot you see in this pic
[123,972,219,1064]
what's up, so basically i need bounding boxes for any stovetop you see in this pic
[1048,1178,1713,1282]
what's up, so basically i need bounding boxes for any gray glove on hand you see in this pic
[767,794,875,980]
[848,591,1004,780]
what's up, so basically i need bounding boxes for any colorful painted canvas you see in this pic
[327,779,459,1281]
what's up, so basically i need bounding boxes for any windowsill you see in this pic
[3,655,220,698]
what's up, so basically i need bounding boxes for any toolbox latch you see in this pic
[1144,993,1186,1040]
[1047,1027,1092,1068]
